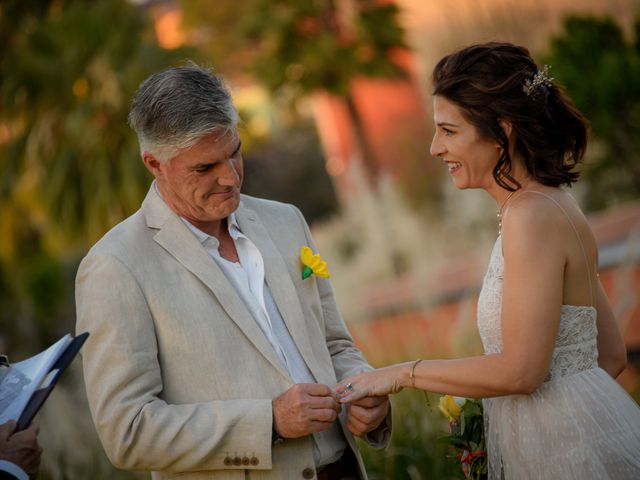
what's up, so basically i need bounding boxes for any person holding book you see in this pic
[335,42,640,479]
[76,62,390,480]
[0,421,41,480]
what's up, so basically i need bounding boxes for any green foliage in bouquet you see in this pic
[438,395,487,480]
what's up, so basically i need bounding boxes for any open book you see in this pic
[0,332,88,430]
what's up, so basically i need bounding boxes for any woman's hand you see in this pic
[334,364,407,402]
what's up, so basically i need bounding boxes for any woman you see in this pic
[335,42,640,479]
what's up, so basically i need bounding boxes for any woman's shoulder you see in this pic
[503,188,565,225]
[501,187,580,247]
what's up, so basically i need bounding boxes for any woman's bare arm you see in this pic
[595,280,627,377]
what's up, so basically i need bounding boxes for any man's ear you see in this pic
[142,151,162,177]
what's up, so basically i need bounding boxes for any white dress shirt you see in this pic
[182,214,346,467]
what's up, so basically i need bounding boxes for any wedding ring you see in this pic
[346,383,354,391]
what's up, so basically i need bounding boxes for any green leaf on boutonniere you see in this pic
[300,246,330,280]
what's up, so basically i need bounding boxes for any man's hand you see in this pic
[346,396,390,437]
[272,383,342,439]
[0,420,42,479]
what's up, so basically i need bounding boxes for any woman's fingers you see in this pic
[334,377,368,402]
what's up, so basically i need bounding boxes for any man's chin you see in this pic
[211,196,240,218]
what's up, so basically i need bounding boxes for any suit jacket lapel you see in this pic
[141,186,290,381]
[235,203,330,385]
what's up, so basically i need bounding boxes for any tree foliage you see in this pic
[241,0,407,99]
[1,0,191,249]
[0,0,190,348]
[543,15,640,210]
[242,0,410,187]
[180,0,407,99]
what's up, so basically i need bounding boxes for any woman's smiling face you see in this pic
[430,95,502,192]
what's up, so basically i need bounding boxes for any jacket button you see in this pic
[250,456,259,466]
[233,456,242,466]
[302,467,315,479]
[223,456,232,466]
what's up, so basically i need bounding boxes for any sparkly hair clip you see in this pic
[523,64,554,97]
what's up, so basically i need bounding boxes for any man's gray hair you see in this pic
[128,62,239,163]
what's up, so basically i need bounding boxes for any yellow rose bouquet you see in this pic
[438,395,487,480]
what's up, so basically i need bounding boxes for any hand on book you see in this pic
[0,420,42,479]
[0,332,88,431]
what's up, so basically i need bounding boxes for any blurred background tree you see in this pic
[544,14,640,211]
[242,0,407,185]
[0,0,189,350]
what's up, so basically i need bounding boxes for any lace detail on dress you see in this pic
[547,305,598,380]
[477,236,599,381]
[477,239,504,356]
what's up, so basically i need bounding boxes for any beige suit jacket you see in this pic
[76,186,389,480]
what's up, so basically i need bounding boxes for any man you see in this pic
[0,421,41,480]
[76,63,390,480]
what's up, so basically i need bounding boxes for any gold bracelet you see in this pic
[409,359,423,388]
[409,359,431,410]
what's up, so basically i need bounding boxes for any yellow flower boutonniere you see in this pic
[300,246,330,280]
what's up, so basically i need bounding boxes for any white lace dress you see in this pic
[477,235,640,480]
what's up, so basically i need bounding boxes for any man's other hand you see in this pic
[346,396,390,437]
[272,383,342,439]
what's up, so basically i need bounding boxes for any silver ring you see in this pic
[346,383,354,391]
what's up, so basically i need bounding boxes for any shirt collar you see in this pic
[181,212,243,247]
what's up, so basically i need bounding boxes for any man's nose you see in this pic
[218,159,240,185]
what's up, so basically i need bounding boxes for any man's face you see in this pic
[146,129,243,229]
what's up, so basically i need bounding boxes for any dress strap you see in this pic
[517,191,595,307]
